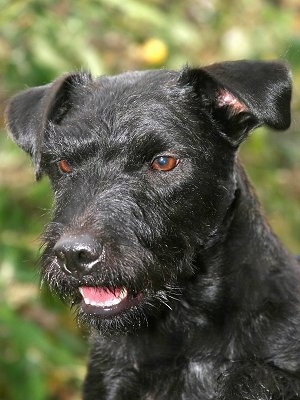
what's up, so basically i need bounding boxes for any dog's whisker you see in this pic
[159,299,173,311]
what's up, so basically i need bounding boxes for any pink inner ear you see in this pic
[217,89,248,114]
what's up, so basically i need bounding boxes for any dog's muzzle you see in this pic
[53,233,143,317]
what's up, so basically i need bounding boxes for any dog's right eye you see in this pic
[58,159,73,174]
[151,156,179,172]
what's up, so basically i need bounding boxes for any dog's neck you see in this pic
[223,161,292,271]
[194,161,298,316]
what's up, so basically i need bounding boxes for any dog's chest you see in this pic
[97,337,221,399]
[133,358,219,399]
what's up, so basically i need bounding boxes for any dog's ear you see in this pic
[5,72,91,178]
[180,60,292,146]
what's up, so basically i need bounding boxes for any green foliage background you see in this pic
[0,1,299,399]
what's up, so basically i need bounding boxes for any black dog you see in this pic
[6,60,300,399]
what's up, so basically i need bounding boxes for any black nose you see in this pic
[53,234,102,276]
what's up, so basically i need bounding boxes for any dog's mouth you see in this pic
[79,286,143,317]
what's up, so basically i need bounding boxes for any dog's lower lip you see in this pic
[79,286,143,317]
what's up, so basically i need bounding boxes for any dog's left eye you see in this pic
[58,159,73,174]
[151,156,179,172]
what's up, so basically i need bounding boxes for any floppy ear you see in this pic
[180,60,292,146]
[5,72,92,178]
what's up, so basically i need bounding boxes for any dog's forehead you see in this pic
[88,69,181,118]
[51,69,198,152]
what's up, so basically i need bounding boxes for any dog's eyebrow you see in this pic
[43,126,101,161]
[44,141,101,160]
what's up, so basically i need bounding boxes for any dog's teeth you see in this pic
[87,298,123,307]
[119,288,128,299]
[79,287,128,308]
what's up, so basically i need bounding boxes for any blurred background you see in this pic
[0,0,299,399]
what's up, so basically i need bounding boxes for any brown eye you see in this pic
[58,159,72,174]
[151,156,179,172]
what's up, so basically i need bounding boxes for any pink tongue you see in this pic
[80,287,121,302]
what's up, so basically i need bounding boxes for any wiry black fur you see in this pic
[6,60,300,399]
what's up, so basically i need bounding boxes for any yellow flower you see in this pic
[140,38,168,65]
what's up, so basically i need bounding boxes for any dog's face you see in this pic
[6,61,291,334]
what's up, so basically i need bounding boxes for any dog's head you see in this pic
[6,61,292,334]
